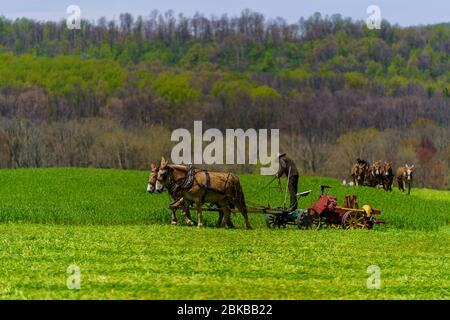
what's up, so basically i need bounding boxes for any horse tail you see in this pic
[230,176,246,208]
[230,175,251,229]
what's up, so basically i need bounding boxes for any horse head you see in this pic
[405,164,414,181]
[359,163,367,176]
[372,160,382,176]
[147,162,160,193]
[352,163,362,179]
[383,161,392,176]
[156,157,171,192]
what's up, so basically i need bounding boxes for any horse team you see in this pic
[351,158,414,195]
[147,157,252,229]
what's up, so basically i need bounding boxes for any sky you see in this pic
[0,0,449,26]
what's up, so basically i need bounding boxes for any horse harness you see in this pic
[170,165,231,204]
[166,166,195,205]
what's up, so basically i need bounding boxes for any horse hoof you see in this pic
[186,220,196,226]
[197,223,203,228]
[171,220,178,225]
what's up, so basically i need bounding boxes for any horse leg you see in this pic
[216,207,224,228]
[182,203,196,226]
[170,209,178,225]
[407,181,411,195]
[222,206,235,229]
[216,200,232,228]
[242,209,252,230]
[226,213,235,228]
[196,202,203,228]
[235,203,252,230]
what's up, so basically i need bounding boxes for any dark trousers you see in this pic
[288,175,299,210]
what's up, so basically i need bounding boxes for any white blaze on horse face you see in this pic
[405,164,413,180]
[155,181,163,192]
[147,183,154,193]
[406,169,412,180]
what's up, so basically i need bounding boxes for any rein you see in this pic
[166,166,195,199]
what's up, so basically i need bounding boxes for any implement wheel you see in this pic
[341,210,368,229]
[266,214,288,228]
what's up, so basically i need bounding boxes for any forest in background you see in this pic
[0,11,449,189]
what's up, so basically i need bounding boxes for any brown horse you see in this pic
[156,157,252,229]
[351,164,365,186]
[366,160,383,187]
[396,164,414,195]
[147,162,195,226]
[381,161,394,192]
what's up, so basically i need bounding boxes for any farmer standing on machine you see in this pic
[276,153,299,211]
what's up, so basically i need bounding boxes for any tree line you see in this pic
[0,11,448,189]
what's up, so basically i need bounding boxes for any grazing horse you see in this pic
[381,161,394,192]
[147,162,195,226]
[367,160,383,187]
[396,164,414,195]
[156,157,252,229]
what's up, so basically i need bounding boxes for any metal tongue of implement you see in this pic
[283,166,291,209]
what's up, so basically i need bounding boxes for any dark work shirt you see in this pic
[276,156,299,178]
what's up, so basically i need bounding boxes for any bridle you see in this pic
[157,165,196,191]
[156,167,171,188]
[383,163,389,176]
[148,170,158,185]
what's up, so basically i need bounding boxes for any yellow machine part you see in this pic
[362,205,372,217]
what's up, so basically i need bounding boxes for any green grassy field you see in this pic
[0,168,449,299]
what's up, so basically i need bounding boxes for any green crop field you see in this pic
[0,168,449,299]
